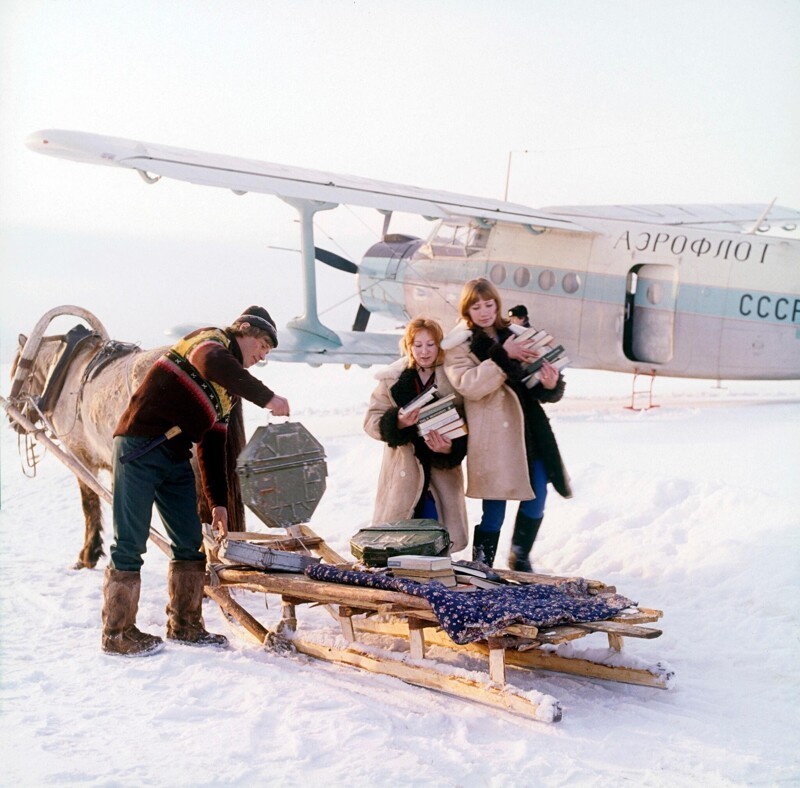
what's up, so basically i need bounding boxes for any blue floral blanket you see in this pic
[306,565,635,645]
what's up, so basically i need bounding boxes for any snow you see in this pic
[1,361,799,786]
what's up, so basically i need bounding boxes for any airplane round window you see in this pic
[538,270,555,290]
[562,272,581,294]
[513,267,530,287]
[490,264,506,285]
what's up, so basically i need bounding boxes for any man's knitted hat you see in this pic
[236,305,278,348]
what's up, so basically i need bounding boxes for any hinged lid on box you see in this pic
[236,422,327,528]
[350,519,451,567]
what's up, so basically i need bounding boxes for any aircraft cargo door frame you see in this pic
[623,263,679,364]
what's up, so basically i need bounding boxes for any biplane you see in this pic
[27,129,800,380]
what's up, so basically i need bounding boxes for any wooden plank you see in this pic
[290,637,562,723]
[408,619,427,660]
[338,613,355,643]
[298,525,348,564]
[279,599,297,634]
[535,625,593,644]
[487,638,507,684]
[226,532,323,550]
[610,608,663,624]
[572,621,662,639]
[203,585,269,643]
[495,567,613,594]
[353,619,672,689]
[215,569,433,611]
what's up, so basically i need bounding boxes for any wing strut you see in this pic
[281,198,341,346]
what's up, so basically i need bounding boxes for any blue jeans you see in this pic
[478,458,548,533]
[414,489,439,520]
[110,435,205,572]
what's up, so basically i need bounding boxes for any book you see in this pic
[509,324,553,351]
[468,576,504,590]
[416,393,456,419]
[414,394,467,439]
[387,554,452,571]
[437,423,468,439]
[417,408,461,432]
[392,567,455,578]
[451,560,502,582]
[523,353,570,387]
[508,322,570,388]
[418,413,467,438]
[393,573,458,587]
[399,385,438,416]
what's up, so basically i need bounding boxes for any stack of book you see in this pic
[387,554,458,587]
[508,323,570,388]
[414,393,468,440]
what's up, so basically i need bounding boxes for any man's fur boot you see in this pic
[101,567,164,656]
[166,560,228,648]
[471,526,500,568]
[508,512,543,573]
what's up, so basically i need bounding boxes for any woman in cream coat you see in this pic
[442,279,571,569]
[364,318,469,553]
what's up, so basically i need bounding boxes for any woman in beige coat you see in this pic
[364,318,469,553]
[442,279,571,569]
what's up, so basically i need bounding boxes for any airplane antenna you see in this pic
[504,149,528,201]
[747,197,777,234]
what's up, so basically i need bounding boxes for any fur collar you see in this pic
[373,357,407,382]
[440,320,472,351]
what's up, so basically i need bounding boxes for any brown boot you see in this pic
[166,560,228,648]
[101,567,164,656]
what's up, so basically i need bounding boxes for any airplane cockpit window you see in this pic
[429,220,491,256]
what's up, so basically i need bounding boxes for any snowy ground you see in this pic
[1,362,799,786]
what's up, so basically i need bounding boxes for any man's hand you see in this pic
[267,394,290,417]
[211,505,229,542]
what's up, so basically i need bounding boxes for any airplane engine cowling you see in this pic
[357,235,423,321]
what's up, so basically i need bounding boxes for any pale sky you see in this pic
[1,0,798,360]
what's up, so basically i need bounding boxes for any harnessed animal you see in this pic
[9,309,246,569]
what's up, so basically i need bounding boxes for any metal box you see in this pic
[350,519,451,567]
[219,540,321,573]
[236,422,327,528]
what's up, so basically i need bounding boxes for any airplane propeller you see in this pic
[313,246,372,331]
[313,247,358,274]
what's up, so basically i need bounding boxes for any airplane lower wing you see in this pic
[270,326,401,366]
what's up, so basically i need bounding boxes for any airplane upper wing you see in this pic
[544,203,800,229]
[27,129,589,233]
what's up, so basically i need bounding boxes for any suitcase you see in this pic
[349,519,451,567]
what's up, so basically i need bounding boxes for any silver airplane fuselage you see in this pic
[359,216,800,380]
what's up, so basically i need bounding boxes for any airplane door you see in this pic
[624,264,678,364]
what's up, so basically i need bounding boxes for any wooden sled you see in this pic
[203,526,673,725]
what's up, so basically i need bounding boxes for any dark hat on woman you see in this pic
[236,305,278,348]
[508,304,528,319]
